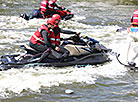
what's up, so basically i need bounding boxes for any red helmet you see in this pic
[47,18,55,25]
[52,14,61,21]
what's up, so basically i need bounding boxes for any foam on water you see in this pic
[0,67,95,97]
[0,60,127,98]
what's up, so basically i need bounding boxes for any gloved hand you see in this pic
[55,46,60,52]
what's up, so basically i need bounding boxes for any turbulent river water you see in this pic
[0,0,138,102]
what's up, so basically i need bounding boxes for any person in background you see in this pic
[48,0,67,19]
[40,0,53,18]
[40,0,66,19]
[20,0,68,20]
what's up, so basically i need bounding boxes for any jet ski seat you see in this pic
[20,44,91,56]
[20,44,38,55]
[64,44,91,56]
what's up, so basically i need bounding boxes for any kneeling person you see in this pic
[29,18,69,62]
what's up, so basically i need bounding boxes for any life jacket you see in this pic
[49,25,60,46]
[132,9,138,25]
[127,24,138,34]
[30,24,60,46]
[40,0,49,12]
[30,24,51,45]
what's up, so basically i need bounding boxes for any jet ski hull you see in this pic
[0,53,110,70]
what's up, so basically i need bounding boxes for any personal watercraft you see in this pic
[20,7,74,21]
[0,35,111,70]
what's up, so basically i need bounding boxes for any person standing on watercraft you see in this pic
[128,9,138,33]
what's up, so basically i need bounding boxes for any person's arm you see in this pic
[53,3,63,10]
[46,2,49,9]
[130,16,133,23]
[60,29,78,34]
[41,30,56,49]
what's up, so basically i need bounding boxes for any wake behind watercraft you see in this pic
[0,35,111,70]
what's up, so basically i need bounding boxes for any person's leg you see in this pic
[29,43,48,52]
[29,43,51,62]
[43,10,52,18]
[58,46,70,59]
[37,48,51,62]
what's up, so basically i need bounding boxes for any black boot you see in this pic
[20,13,29,20]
